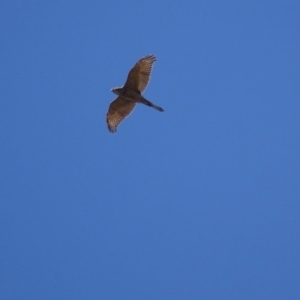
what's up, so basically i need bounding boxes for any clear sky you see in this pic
[1,1,300,299]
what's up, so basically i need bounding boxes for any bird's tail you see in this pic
[140,98,164,112]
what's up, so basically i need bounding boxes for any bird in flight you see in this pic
[106,54,164,133]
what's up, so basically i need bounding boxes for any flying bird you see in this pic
[106,54,164,133]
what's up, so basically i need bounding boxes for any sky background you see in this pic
[1,1,300,299]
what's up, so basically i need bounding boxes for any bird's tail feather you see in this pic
[141,99,164,112]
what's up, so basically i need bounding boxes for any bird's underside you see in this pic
[106,54,164,133]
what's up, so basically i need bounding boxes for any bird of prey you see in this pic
[106,54,164,133]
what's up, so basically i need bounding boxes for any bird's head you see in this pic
[111,87,123,95]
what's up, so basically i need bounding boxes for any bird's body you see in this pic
[112,87,164,112]
[106,55,164,133]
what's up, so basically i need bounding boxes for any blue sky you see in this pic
[1,1,300,299]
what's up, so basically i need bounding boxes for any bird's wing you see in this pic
[106,97,136,133]
[123,55,156,93]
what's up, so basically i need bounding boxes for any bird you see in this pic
[106,54,164,133]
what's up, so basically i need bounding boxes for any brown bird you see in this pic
[106,55,164,133]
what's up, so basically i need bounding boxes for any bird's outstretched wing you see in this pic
[106,97,136,133]
[123,55,156,93]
